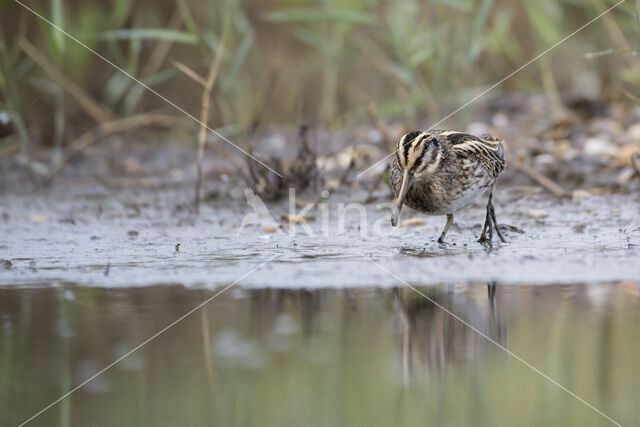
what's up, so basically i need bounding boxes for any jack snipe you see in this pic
[390,130,506,243]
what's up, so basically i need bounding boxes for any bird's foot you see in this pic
[494,225,507,243]
[477,236,493,246]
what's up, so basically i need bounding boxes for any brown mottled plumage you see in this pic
[390,130,506,243]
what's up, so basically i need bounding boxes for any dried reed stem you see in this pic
[19,39,114,123]
[514,158,568,198]
[194,44,225,212]
[172,60,208,87]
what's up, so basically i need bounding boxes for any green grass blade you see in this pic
[177,0,200,38]
[98,29,198,44]
[51,0,66,55]
[263,7,373,24]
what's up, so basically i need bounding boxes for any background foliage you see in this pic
[0,0,639,158]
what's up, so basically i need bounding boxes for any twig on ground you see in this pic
[631,153,640,176]
[19,39,115,124]
[48,114,177,179]
[514,156,568,198]
[194,43,225,213]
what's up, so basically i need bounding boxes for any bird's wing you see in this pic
[443,132,506,178]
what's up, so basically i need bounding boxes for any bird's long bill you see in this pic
[391,169,414,226]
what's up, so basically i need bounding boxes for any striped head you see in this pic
[395,131,443,175]
[391,131,442,226]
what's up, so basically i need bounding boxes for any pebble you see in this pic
[627,123,640,140]
[584,137,617,158]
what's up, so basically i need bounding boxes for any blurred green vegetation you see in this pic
[0,0,639,164]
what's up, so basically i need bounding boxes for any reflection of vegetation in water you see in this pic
[1,283,639,426]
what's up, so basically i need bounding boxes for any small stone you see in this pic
[528,209,548,219]
[584,137,617,158]
[627,123,640,140]
[466,122,491,135]
[127,230,139,237]
[491,113,509,128]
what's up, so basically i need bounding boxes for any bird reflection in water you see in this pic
[393,283,506,385]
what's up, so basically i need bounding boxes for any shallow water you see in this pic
[2,282,639,426]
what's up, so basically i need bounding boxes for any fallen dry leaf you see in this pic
[501,224,525,234]
[572,189,591,200]
[29,214,48,223]
[324,178,341,192]
[399,218,427,227]
[572,224,586,233]
[616,168,636,185]
[282,214,315,224]
[617,144,640,167]
[528,209,548,219]
[295,199,314,208]
[124,157,143,174]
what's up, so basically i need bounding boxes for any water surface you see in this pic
[1,282,638,426]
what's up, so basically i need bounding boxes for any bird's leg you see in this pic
[478,191,495,243]
[479,209,490,242]
[489,200,506,243]
[487,282,496,302]
[438,214,454,243]
[488,185,506,243]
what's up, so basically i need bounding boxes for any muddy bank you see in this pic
[2,93,640,288]
[1,180,638,288]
